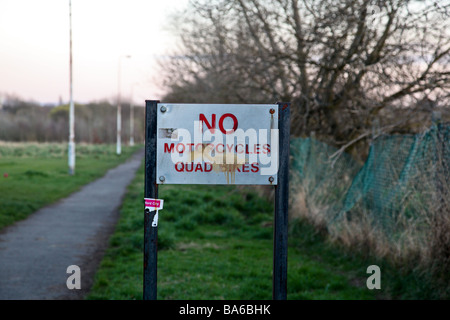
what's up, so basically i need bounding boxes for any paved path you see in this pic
[0,149,144,300]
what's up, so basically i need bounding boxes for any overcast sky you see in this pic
[0,0,189,105]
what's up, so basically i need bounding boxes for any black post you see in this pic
[273,102,290,300]
[144,100,159,300]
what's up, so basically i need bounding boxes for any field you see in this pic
[1,142,438,300]
[87,162,381,300]
[0,142,141,230]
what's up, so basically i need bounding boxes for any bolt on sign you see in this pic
[144,100,290,301]
[156,103,279,185]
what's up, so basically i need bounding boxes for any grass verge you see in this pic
[87,162,380,300]
[0,142,142,230]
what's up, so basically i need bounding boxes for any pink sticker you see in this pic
[144,198,164,211]
[145,199,160,207]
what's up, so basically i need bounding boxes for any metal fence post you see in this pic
[144,100,159,300]
[273,102,290,300]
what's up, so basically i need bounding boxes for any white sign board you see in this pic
[156,103,279,185]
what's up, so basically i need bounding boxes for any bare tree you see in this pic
[160,0,450,155]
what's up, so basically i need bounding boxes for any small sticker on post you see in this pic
[152,211,159,227]
[144,198,164,228]
[144,198,164,211]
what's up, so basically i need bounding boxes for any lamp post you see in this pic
[129,83,140,146]
[117,54,131,155]
[68,0,75,175]
[129,94,135,146]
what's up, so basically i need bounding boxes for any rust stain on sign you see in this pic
[212,162,242,184]
[187,143,245,184]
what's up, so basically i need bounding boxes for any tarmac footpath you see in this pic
[0,149,144,300]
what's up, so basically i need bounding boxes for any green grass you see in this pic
[87,162,380,300]
[0,142,142,230]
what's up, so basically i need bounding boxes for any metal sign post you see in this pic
[143,100,290,300]
[144,100,159,300]
[273,102,290,300]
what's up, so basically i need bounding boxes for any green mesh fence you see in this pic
[290,123,449,243]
